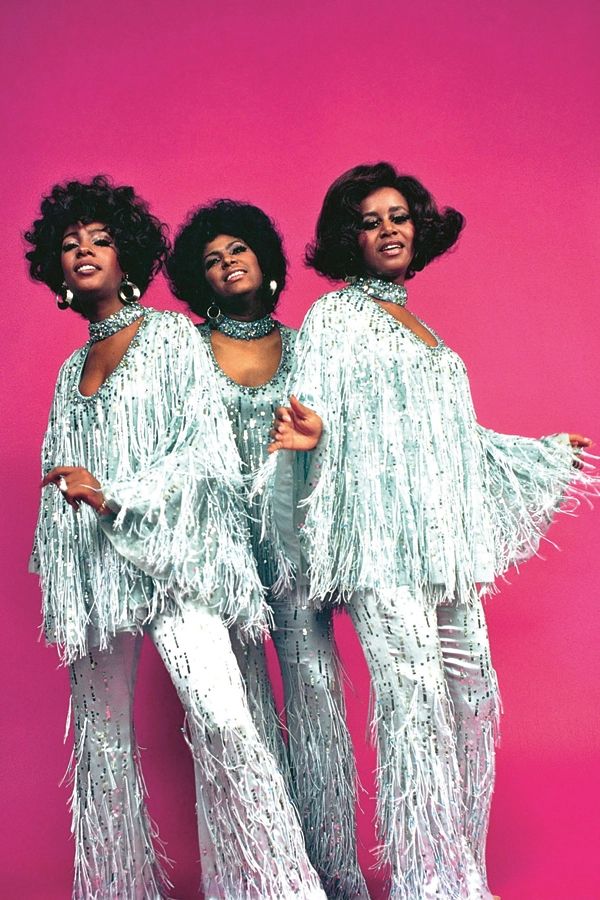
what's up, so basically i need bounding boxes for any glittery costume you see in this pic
[258,279,597,900]
[32,310,268,660]
[198,322,368,899]
[31,309,326,899]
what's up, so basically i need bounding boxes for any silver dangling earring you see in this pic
[56,282,74,310]
[269,279,278,296]
[118,274,141,303]
[206,303,222,322]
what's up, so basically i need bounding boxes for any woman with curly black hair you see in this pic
[263,162,595,899]
[167,199,368,900]
[26,178,326,899]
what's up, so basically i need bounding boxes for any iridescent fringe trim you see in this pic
[284,658,368,899]
[254,434,600,613]
[33,311,269,665]
[65,713,171,899]
[461,710,501,880]
[236,596,367,898]
[183,714,326,899]
[480,433,599,574]
[253,288,600,611]
[369,658,501,899]
[230,637,292,784]
[372,685,466,899]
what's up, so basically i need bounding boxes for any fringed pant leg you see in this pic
[347,588,493,900]
[437,602,501,890]
[69,634,170,900]
[229,629,291,787]
[147,604,326,900]
[271,589,369,900]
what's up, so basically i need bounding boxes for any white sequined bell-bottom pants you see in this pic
[347,589,500,900]
[231,588,368,900]
[68,603,326,900]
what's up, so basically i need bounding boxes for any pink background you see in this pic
[1,1,599,897]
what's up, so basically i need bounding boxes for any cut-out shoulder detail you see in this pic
[77,316,147,398]
[372,300,440,349]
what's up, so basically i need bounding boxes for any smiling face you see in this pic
[203,234,263,305]
[61,221,123,299]
[357,187,415,283]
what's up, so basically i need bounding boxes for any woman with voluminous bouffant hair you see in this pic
[26,176,326,899]
[262,162,596,899]
[167,199,368,899]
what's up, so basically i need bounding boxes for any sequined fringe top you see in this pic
[197,323,297,589]
[31,310,266,662]
[258,283,598,606]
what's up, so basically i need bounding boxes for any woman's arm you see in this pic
[478,424,598,572]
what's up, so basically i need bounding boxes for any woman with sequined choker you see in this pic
[25,177,327,900]
[264,162,596,900]
[167,199,367,900]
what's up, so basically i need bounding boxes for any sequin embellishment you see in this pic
[210,314,277,340]
[349,275,408,306]
[88,303,145,343]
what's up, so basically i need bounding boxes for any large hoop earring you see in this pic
[56,282,74,310]
[206,303,222,322]
[118,274,141,303]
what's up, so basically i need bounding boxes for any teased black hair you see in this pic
[25,175,169,297]
[167,199,287,318]
[306,162,464,280]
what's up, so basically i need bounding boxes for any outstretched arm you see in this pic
[268,395,323,453]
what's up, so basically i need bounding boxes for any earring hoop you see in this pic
[118,274,141,303]
[206,303,222,322]
[56,282,74,310]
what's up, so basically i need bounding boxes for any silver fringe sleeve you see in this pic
[255,288,599,606]
[32,311,268,663]
[478,426,598,570]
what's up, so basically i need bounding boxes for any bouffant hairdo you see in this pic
[305,162,465,281]
[25,175,169,296]
[166,199,287,319]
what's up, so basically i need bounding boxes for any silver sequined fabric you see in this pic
[263,283,592,606]
[31,310,266,662]
[197,322,368,898]
[197,323,296,588]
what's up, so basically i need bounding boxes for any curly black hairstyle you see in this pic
[305,162,465,281]
[166,199,287,318]
[25,175,169,297]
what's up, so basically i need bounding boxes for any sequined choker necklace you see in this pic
[88,303,145,343]
[351,276,408,307]
[210,314,277,340]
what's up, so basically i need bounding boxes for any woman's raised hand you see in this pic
[568,434,592,449]
[566,434,592,469]
[42,466,109,514]
[268,395,323,453]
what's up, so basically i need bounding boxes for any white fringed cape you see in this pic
[256,286,597,607]
[31,310,267,663]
